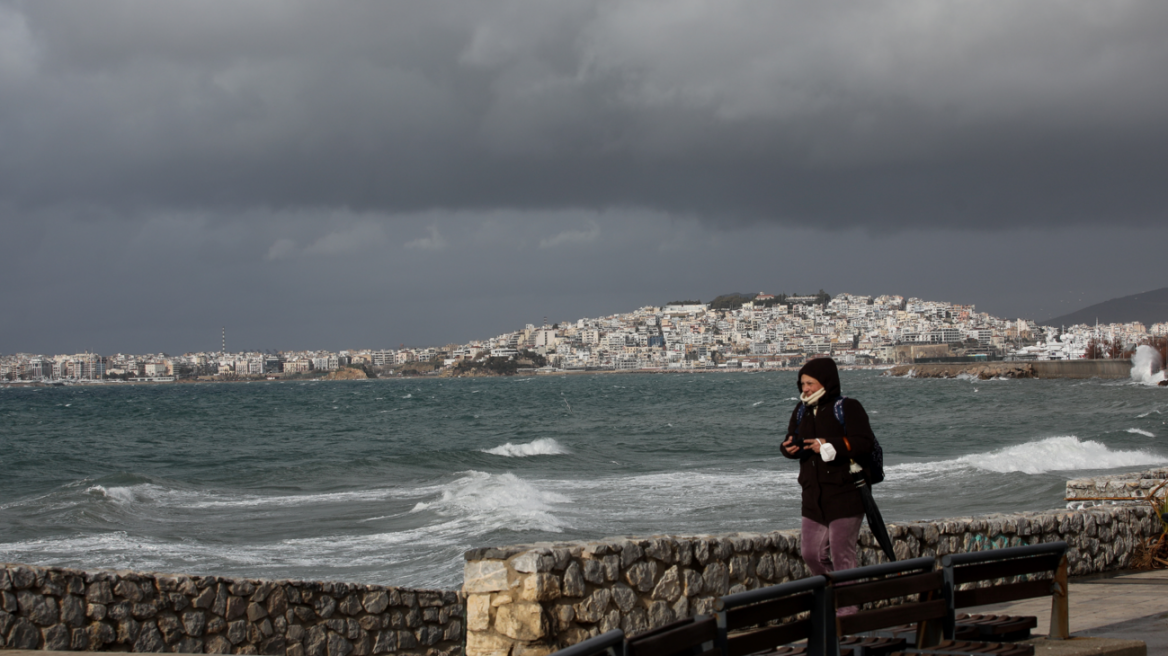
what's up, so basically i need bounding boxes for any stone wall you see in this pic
[1066,468,1168,506]
[0,565,463,655]
[462,504,1161,656]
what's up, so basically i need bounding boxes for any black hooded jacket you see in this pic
[782,357,875,523]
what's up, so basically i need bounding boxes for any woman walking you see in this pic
[780,357,875,576]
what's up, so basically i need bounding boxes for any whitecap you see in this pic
[752,401,765,407]
[409,471,569,533]
[1126,428,1155,437]
[886,436,1166,476]
[482,438,570,457]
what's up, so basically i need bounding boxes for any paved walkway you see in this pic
[974,568,1168,652]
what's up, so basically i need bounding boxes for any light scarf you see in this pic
[799,387,826,408]
[798,387,836,461]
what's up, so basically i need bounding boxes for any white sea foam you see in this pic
[886,436,1166,476]
[1131,345,1166,386]
[1126,428,1155,437]
[752,401,765,407]
[410,471,569,533]
[87,482,424,510]
[482,438,570,457]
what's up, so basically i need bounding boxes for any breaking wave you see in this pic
[482,438,570,457]
[410,471,569,533]
[887,436,1166,476]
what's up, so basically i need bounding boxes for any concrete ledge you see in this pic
[1023,637,1146,656]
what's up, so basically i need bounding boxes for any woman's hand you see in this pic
[804,438,823,454]
[781,435,801,455]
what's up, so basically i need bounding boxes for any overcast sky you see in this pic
[2,1,1166,354]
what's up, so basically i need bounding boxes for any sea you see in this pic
[1,370,1166,590]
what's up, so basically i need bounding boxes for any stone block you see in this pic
[651,566,681,602]
[611,583,638,613]
[60,594,85,626]
[561,562,585,598]
[70,626,90,650]
[43,622,71,650]
[644,539,674,563]
[362,590,389,614]
[573,588,611,624]
[552,603,575,632]
[206,634,233,654]
[514,643,555,656]
[134,620,166,652]
[466,630,513,656]
[625,561,658,593]
[620,541,644,568]
[465,561,510,594]
[512,551,555,573]
[620,608,648,637]
[7,617,39,649]
[496,601,545,641]
[18,590,59,626]
[520,573,562,602]
[182,609,206,636]
[701,563,728,597]
[328,631,354,656]
[582,559,604,584]
[647,600,673,629]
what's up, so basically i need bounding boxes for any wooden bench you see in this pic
[713,575,831,656]
[825,557,940,656]
[824,558,1034,656]
[940,541,1069,642]
[549,629,626,656]
[625,616,720,656]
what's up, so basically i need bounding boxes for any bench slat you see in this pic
[725,593,813,631]
[953,580,1052,609]
[951,555,1062,585]
[834,571,944,607]
[726,621,812,656]
[838,598,948,635]
[626,617,717,656]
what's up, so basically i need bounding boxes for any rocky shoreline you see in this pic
[887,359,1133,380]
[887,362,1037,379]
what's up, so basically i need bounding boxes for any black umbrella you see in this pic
[852,465,896,562]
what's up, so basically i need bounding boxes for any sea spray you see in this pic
[1131,344,1166,386]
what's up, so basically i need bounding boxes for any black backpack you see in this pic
[795,396,885,485]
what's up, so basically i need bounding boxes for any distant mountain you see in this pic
[1040,287,1168,327]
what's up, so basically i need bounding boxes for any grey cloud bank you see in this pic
[2,1,1166,225]
[1,1,1165,353]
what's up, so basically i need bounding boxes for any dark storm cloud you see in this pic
[2,1,1166,229]
[5,206,1168,354]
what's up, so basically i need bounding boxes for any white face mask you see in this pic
[800,387,826,406]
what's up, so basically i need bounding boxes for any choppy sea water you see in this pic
[1,371,1166,589]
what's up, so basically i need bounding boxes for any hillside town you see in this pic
[3,292,1165,382]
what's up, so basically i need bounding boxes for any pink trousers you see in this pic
[801,515,864,616]
[800,515,863,575]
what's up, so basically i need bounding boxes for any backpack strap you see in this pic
[833,397,847,429]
